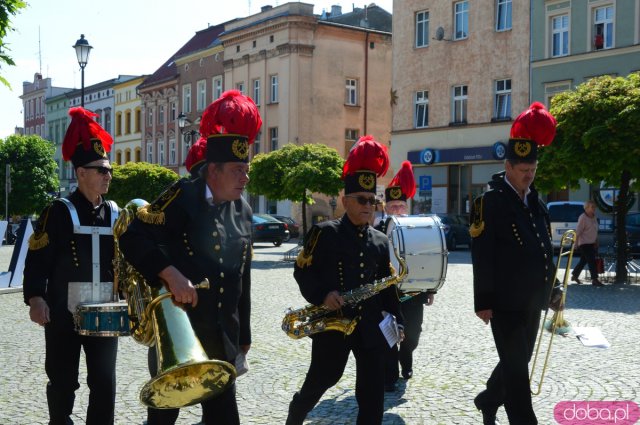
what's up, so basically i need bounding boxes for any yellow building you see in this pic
[113,76,145,165]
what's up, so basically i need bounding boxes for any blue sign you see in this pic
[419,175,432,191]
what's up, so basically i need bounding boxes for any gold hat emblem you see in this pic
[232,139,249,160]
[514,140,532,157]
[92,139,107,157]
[358,173,375,190]
[389,187,402,200]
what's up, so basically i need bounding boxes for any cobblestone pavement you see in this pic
[1,242,639,425]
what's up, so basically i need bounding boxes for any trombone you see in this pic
[529,229,576,395]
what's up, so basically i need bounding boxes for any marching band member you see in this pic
[470,102,558,425]
[23,107,119,425]
[286,136,404,425]
[376,161,435,392]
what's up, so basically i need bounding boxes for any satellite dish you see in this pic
[435,27,445,41]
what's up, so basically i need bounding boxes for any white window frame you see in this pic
[236,82,245,94]
[147,108,153,126]
[169,138,176,165]
[496,0,512,31]
[345,79,358,106]
[494,79,511,120]
[253,79,261,106]
[593,5,614,50]
[452,85,468,124]
[454,1,469,40]
[416,11,429,48]
[270,75,279,103]
[146,142,154,163]
[182,84,192,113]
[270,127,278,151]
[158,140,165,166]
[158,105,164,125]
[414,90,429,128]
[212,77,223,100]
[551,14,570,57]
[196,80,207,111]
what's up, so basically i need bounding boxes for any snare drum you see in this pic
[75,302,130,337]
[387,215,448,294]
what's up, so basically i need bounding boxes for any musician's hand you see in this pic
[549,286,564,312]
[29,296,50,326]
[425,293,435,306]
[323,290,344,311]
[398,328,405,343]
[476,309,492,325]
[159,266,198,307]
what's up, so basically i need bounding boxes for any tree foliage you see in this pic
[536,73,640,282]
[0,0,27,88]
[247,143,344,235]
[108,162,180,207]
[0,134,58,217]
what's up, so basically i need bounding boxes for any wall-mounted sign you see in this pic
[408,143,507,165]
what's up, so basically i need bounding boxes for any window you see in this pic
[253,79,261,105]
[197,80,207,111]
[344,129,359,156]
[593,5,614,50]
[158,141,165,165]
[135,109,141,133]
[169,139,176,165]
[551,14,569,57]
[236,82,245,94]
[146,142,153,163]
[270,75,279,103]
[253,132,261,157]
[414,90,429,128]
[116,113,122,136]
[116,150,122,165]
[125,111,131,134]
[345,79,358,106]
[104,111,111,133]
[182,84,192,113]
[416,11,429,48]
[213,77,223,100]
[158,105,164,125]
[454,1,469,40]
[494,79,511,120]
[269,127,278,151]
[452,85,468,124]
[170,103,176,121]
[496,0,512,31]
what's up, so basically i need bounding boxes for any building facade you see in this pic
[44,92,71,195]
[20,73,71,139]
[391,0,530,216]
[113,76,146,165]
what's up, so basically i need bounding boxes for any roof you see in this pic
[321,4,392,33]
[138,24,225,90]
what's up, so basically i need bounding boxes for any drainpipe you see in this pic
[364,31,369,135]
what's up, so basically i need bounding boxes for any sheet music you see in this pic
[573,326,611,349]
[379,311,400,348]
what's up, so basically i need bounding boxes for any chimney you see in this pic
[331,5,342,16]
[261,5,272,12]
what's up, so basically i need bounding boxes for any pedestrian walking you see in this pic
[571,200,604,286]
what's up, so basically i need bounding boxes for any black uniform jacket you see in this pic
[119,177,252,362]
[471,172,554,313]
[294,215,404,348]
[23,190,118,328]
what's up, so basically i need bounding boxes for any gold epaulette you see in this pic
[469,195,485,238]
[28,205,52,250]
[295,227,322,268]
[136,183,182,225]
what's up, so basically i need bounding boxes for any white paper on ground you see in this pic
[573,326,611,348]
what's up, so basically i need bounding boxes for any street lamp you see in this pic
[177,112,200,146]
[329,196,337,217]
[73,34,92,108]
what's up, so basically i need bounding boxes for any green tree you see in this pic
[108,162,180,207]
[0,0,27,88]
[536,73,640,283]
[247,143,344,236]
[0,134,58,216]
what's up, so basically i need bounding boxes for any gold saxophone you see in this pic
[281,246,408,339]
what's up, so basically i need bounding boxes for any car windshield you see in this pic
[548,205,584,222]
[254,214,279,223]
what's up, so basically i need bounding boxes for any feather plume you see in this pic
[342,135,389,178]
[510,102,557,147]
[185,137,207,172]
[62,107,113,160]
[200,90,262,144]
[389,160,416,199]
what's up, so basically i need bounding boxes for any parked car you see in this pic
[626,212,640,254]
[547,201,584,249]
[252,214,289,247]
[434,213,471,251]
[273,215,301,239]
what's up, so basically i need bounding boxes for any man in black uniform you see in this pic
[286,136,404,425]
[376,161,435,392]
[119,90,261,425]
[470,102,559,425]
[24,107,119,425]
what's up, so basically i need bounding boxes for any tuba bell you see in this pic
[113,199,236,408]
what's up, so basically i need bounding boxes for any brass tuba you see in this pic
[113,199,236,408]
[281,245,408,339]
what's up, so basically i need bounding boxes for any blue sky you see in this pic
[0,0,393,139]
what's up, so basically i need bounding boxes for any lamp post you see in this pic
[73,34,92,108]
[177,112,200,147]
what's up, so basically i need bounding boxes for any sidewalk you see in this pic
[1,244,638,424]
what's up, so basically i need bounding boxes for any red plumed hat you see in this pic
[506,102,557,162]
[62,107,113,168]
[185,137,207,178]
[385,161,416,202]
[342,135,389,194]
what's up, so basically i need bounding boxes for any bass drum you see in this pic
[386,215,448,294]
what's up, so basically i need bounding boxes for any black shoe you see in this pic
[572,275,582,284]
[402,369,413,380]
[384,383,397,392]
[592,279,604,287]
[474,395,499,425]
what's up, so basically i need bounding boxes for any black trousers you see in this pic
[44,322,118,425]
[476,309,541,425]
[146,346,240,425]
[385,299,424,384]
[287,331,386,425]
[573,243,599,279]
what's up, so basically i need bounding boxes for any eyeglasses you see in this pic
[82,165,113,175]
[345,195,377,206]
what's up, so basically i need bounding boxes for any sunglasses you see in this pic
[82,165,113,175]
[345,195,377,206]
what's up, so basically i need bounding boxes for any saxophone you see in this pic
[281,246,408,339]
